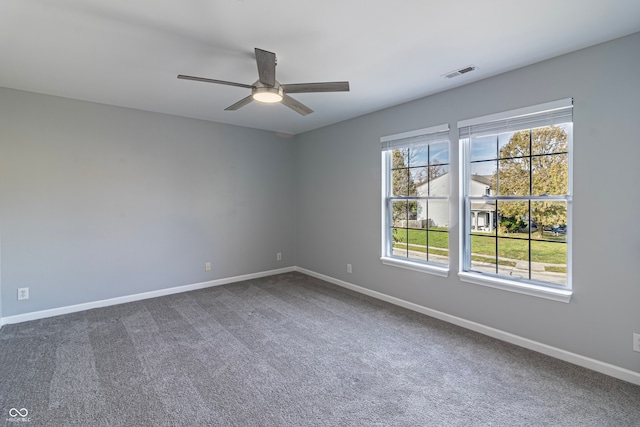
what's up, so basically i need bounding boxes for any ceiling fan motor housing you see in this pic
[252,80,283,103]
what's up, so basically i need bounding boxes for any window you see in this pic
[381,124,450,276]
[458,99,573,302]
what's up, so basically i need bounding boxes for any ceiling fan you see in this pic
[178,48,350,116]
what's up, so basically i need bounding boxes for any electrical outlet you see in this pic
[633,333,640,353]
[205,262,211,271]
[17,287,29,300]
[277,252,282,261]
[347,264,352,274]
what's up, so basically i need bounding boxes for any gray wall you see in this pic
[0,88,295,317]
[1,33,638,375]
[295,32,640,373]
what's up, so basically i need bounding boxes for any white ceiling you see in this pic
[2,1,639,135]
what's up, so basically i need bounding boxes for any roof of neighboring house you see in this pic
[470,201,496,212]
[470,174,492,186]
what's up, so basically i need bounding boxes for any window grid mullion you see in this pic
[404,200,409,258]
[390,197,448,201]
[495,135,499,274]
[468,195,569,202]
[425,200,430,262]
[528,130,533,281]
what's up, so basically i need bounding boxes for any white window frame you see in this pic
[380,124,450,277]
[457,99,573,302]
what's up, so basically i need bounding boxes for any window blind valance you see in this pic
[458,98,573,139]
[380,123,449,151]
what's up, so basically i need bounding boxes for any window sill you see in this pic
[458,271,572,303]
[380,257,449,277]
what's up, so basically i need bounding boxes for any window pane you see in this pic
[392,148,409,168]
[410,200,427,229]
[427,199,448,229]
[496,200,529,233]
[391,200,408,226]
[391,227,408,258]
[410,167,428,194]
[498,130,529,158]
[407,229,427,262]
[429,163,449,180]
[427,230,449,265]
[392,169,410,196]
[408,201,418,221]
[470,161,496,196]
[531,125,569,156]
[410,145,429,167]
[531,201,567,241]
[530,240,567,285]
[408,250,427,262]
[532,154,568,196]
[470,201,496,233]
[427,200,449,265]
[470,135,497,162]
[427,165,450,196]
[498,158,530,196]
[470,235,496,274]
[430,141,449,165]
[497,237,529,279]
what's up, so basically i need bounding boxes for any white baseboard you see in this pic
[0,267,295,327]
[295,267,640,387]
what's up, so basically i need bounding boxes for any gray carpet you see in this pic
[1,272,639,426]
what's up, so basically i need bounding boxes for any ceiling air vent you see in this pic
[443,65,477,79]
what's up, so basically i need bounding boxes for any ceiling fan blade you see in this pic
[281,81,350,93]
[254,48,276,87]
[225,95,254,111]
[281,94,313,116]
[177,75,253,89]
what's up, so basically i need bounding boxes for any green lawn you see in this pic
[469,232,566,265]
[393,228,566,272]
[393,228,449,248]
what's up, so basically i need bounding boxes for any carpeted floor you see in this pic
[1,272,639,426]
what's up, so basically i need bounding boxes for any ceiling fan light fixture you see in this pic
[252,86,283,103]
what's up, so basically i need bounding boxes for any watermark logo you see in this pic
[7,408,30,423]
